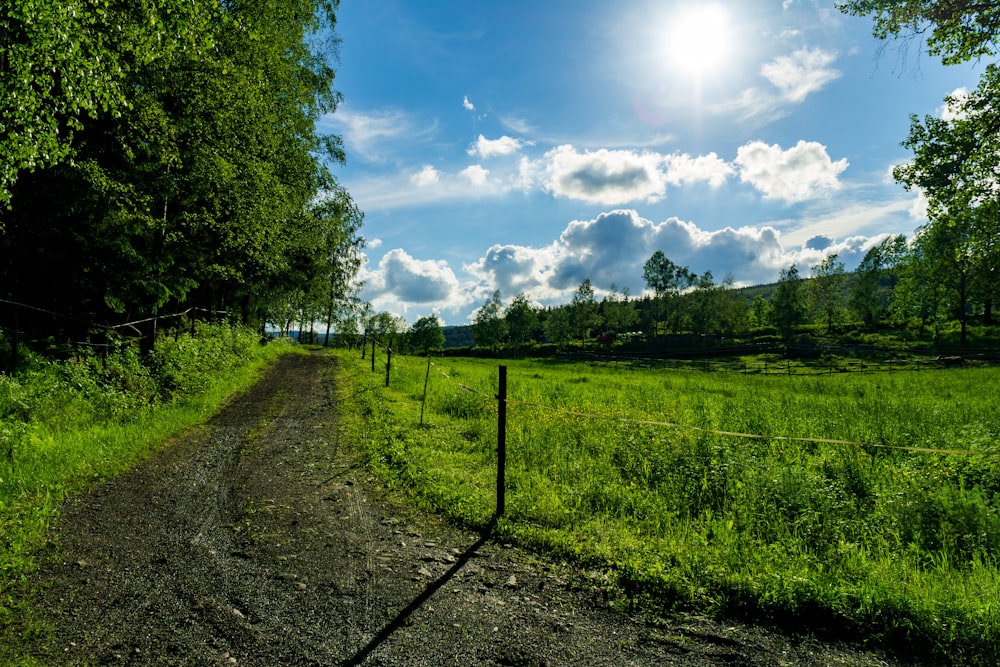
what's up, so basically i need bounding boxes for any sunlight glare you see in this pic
[664,3,732,78]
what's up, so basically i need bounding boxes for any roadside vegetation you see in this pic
[340,348,1000,665]
[0,324,298,630]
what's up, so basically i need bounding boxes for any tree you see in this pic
[838,1,1000,65]
[505,293,537,356]
[843,0,1000,340]
[643,251,695,335]
[0,0,359,347]
[809,254,848,333]
[543,306,574,346]
[471,290,507,354]
[912,211,979,344]
[749,295,771,329]
[367,311,404,350]
[891,74,1000,344]
[0,1,216,208]
[600,286,638,339]
[643,251,695,296]
[770,265,807,339]
[569,279,601,342]
[408,316,444,354]
[851,234,908,328]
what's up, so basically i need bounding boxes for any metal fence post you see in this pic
[420,356,432,426]
[496,365,507,517]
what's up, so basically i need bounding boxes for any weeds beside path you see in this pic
[6,351,904,665]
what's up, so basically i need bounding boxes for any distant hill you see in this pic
[443,325,474,348]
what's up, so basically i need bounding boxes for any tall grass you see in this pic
[0,324,298,622]
[339,349,1000,665]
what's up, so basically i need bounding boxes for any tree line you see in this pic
[0,0,363,364]
[371,229,992,357]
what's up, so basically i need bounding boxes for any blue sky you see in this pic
[322,0,989,325]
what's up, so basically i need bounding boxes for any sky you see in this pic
[322,0,992,326]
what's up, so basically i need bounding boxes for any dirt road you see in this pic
[16,351,903,665]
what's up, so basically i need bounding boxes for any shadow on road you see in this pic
[343,518,498,666]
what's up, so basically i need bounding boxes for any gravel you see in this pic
[15,351,910,666]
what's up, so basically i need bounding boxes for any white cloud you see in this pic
[664,152,734,188]
[461,164,490,186]
[522,145,733,205]
[776,198,917,247]
[463,95,475,111]
[321,108,416,162]
[411,165,441,186]
[760,47,841,104]
[360,249,469,317]
[717,48,841,122]
[367,205,908,323]
[465,244,558,301]
[499,114,534,134]
[468,134,527,158]
[735,140,848,203]
[939,87,969,121]
[538,145,669,204]
[467,210,797,301]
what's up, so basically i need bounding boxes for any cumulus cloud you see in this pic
[465,244,557,301]
[468,134,527,158]
[761,48,841,103]
[521,145,733,205]
[360,249,469,318]
[539,145,668,204]
[466,210,796,300]
[463,95,475,111]
[461,164,490,186]
[663,152,734,188]
[805,235,834,251]
[411,165,441,186]
[366,205,899,323]
[735,140,848,203]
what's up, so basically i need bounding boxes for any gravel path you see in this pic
[16,351,906,665]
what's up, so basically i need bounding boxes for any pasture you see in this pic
[339,349,1000,664]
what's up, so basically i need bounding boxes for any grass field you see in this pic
[338,348,1000,665]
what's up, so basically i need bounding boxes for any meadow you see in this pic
[338,348,1000,665]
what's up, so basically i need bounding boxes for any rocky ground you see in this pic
[13,351,909,665]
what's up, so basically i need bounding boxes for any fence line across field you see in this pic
[362,345,992,458]
[358,349,995,516]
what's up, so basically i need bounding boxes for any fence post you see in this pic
[420,356,432,426]
[496,365,507,518]
[385,347,392,387]
[371,336,376,373]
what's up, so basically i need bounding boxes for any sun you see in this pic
[664,3,732,78]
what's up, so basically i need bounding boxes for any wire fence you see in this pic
[356,337,995,516]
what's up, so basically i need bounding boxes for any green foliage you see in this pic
[837,0,1000,65]
[407,316,445,354]
[342,350,1000,664]
[769,265,807,338]
[471,290,507,352]
[0,0,363,343]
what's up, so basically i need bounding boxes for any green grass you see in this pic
[0,325,301,658]
[338,349,1000,665]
